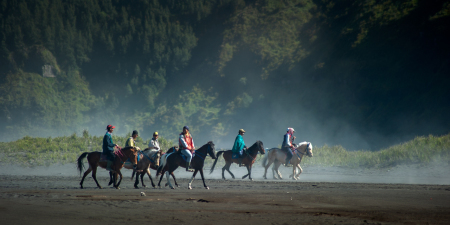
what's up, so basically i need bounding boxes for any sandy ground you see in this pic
[1,163,449,225]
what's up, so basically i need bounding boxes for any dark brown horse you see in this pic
[128,147,178,188]
[210,141,265,181]
[77,146,138,189]
[156,141,216,189]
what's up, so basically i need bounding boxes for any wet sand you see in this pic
[1,164,449,224]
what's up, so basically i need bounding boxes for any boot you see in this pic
[106,161,114,171]
[186,162,193,172]
[238,158,243,167]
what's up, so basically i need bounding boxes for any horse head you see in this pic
[306,142,313,157]
[122,146,138,170]
[298,142,313,157]
[256,140,265,155]
[205,141,216,159]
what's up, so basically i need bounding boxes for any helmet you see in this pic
[132,130,138,136]
[239,129,245,133]
[183,126,189,131]
[153,132,158,136]
[287,127,295,134]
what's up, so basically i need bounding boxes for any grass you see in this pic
[0,132,449,168]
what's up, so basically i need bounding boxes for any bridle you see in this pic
[295,143,311,158]
[194,143,213,160]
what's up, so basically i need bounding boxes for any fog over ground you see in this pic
[1,161,449,185]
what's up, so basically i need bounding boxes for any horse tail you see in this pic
[261,149,270,167]
[210,151,224,174]
[77,152,89,175]
[156,154,168,175]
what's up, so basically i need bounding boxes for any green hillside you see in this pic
[0,0,449,150]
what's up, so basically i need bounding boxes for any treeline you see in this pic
[0,0,449,150]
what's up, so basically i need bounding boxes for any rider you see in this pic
[148,131,161,151]
[231,129,246,167]
[282,127,296,167]
[103,124,119,171]
[179,126,195,172]
[125,130,140,150]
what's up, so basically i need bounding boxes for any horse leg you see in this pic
[199,169,209,189]
[291,164,297,180]
[91,167,103,189]
[242,165,252,180]
[165,171,175,189]
[134,172,140,189]
[171,172,180,187]
[271,162,278,179]
[108,171,114,186]
[115,171,123,189]
[146,169,156,188]
[276,162,283,179]
[79,166,92,189]
[296,164,303,179]
[225,162,235,179]
[188,170,198,190]
[157,170,165,188]
[263,159,274,179]
[248,165,253,181]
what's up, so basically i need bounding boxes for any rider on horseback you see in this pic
[179,126,195,172]
[232,129,247,167]
[125,130,140,150]
[282,128,296,167]
[148,132,160,151]
[103,125,119,172]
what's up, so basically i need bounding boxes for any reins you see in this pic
[194,144,211,161]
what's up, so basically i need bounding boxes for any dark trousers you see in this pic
[282,147,293,163]
[104,151,115,161]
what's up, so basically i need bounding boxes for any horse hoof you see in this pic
[98,186,103,189]
[115,187,120,190]
[80,187,84,189]
[143,185,147,188]
[205,186,209,190]
[188,186,192,190]
[249,179,253,181]
[171,186,175,189]
[134,186,139,189]
[165,183,168,187]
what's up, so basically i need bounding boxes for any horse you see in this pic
[106,147,162,189]
[156,141,216,189]
[210,141,265,181]
[129,147,179,188]
[261,142,313,180]
[77,146,138,189]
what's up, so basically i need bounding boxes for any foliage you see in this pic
[0,130,175,166]
[218,0,316,78]
[303,134,450,168]
[147,85,222,140]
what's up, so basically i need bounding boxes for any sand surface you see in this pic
[1,163,449,224]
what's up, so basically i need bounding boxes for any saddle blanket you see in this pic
[232,153,240,159]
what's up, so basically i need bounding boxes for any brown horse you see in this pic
[77,146,138,189]
[106,147,162,189]
[261,142,313,180]
[210,141,265,181]
[156,141,216,189]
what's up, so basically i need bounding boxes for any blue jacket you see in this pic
[102,132,115,154]
[231,134,245,153]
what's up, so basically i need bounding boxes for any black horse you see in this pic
[156,141,216,189]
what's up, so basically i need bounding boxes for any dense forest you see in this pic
[0,0,449,150]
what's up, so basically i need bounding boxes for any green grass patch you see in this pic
[0,133,449,168]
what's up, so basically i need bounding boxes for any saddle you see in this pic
[180,152,195,162]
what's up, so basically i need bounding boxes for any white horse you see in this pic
[262,142,313,180]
